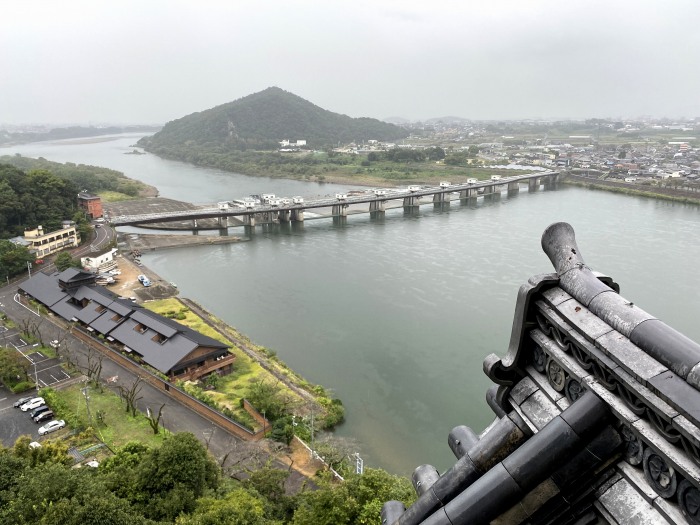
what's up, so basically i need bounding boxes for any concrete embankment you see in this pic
[564,173,700,203]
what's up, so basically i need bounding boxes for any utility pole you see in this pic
[27,261,32,278]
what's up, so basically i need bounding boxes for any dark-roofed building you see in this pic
[19,269,234,381]
[110,309,230,379]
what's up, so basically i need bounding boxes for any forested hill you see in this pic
[138,87,409,152]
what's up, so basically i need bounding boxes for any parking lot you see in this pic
[0,384,44,445]
[2,327,71,388]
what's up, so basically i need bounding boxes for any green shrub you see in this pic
[12,381,34,393]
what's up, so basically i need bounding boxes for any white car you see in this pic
[137,274,147,283]
[38,420,66,436]
[49,340,60,348]
[20,397,45,412]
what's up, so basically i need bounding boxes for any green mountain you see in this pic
[139,87,409,152]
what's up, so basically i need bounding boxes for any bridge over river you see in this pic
[110,170,560,229]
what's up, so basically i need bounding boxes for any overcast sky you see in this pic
[2,0,699,125]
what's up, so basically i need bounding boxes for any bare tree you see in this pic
[17,317,46,346]
[313,434,360,472]
[117,376,143,417]
[83,347,104,389]
[146,403,165,434]
[219,439,270,481]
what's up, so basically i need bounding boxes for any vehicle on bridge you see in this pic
[467,178,478,184]
[490,175,502,181]
[217,201,232,210]
[440,181,451,188]
[261,194,276,204]
[292,196,304,204]
[335,193,348,200]
[374,189,387,196]
[408,185,421,192]
[242,198,257,209]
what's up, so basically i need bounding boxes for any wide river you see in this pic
[5,134,700,475]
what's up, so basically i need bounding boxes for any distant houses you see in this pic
[20,269,234,381]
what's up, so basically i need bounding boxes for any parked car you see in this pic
[20,397,45,411]
[142,279,151,287]
[13,395,35,408]
[137,275,147,283]
[34,410,54,423]
[29,405,50,418]
[49,340,60,348]
[38,420,65,435]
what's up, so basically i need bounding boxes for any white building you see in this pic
[81,248,118,273]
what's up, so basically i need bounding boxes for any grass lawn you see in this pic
[49,383,168,449]
[99,190,141,202]
[145,298,307,427]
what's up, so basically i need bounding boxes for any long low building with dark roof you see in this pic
[20,268,234,381]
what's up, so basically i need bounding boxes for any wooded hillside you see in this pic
[139,87,409,152]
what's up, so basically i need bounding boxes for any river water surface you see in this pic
[5,135,700,475]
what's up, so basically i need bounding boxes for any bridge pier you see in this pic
[460,188,478,199]
[433,192,448,204]
[242,214,256,227]
[332,204,348,217]
[291,209,304,222]
[332,215,347,227]
[370,200,386,212]
[528,177,540,192]
[244,225,255,237]
[217,215,229,228]
[370,210,385,221]
[483,184,495,194]
[543,173,559,190]
[507,182,519,192]
[192,218,198,229]
[403,196,419,207]
[278,210,291,223]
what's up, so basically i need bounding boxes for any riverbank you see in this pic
[563,173,700,204]
[105,246,342,434]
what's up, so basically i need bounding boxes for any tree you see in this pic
[175,489,268,525]
[116,376,143,417]
[0,346,31,385]
[134,432,221,521]
[54,251,80,271]
[246,378,297,421]
[424,147,445,161]
[146,403,165,435]
[0,239,34,279]
[292,469,415,525]
[12,435,73,467]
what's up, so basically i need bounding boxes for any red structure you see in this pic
[77,191,103,219]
